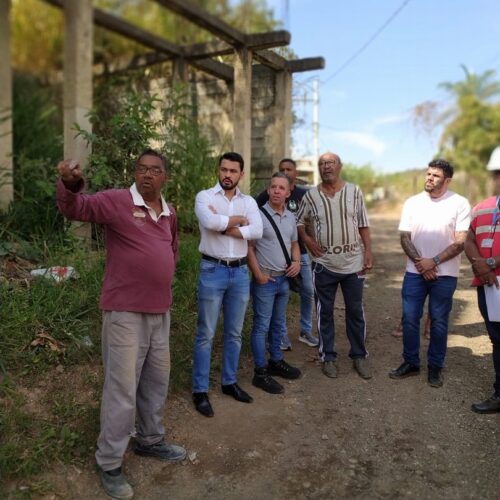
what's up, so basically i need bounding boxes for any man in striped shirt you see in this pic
[297,152,373,379]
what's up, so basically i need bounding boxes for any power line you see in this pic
[322,0,412,84]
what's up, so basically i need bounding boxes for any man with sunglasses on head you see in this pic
[191,152,263,418]
[57,149,185,500]
[390,159,471,388]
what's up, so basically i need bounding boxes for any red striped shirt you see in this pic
[470,196,500,286]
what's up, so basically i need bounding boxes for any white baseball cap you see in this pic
[487,146,500,171]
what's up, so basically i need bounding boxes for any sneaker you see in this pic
[299,332,319,347]
[252,368,284,394]
[353,358,372,379]
[322,360,337,378]
[134,440,187,461]
[97,466,134,500]
[427,365,443,388]
[280,337,292,351]
[268,359,301,379]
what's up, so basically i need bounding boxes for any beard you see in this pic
[424,179,444,193]
[219,178,238,190]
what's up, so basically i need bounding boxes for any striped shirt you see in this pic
[470,196,500,286]
[297,183,369,273]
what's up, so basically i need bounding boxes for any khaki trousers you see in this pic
[95,311,170,471]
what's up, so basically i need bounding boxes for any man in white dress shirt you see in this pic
[192,152,263,417]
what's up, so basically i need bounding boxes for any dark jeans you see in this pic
[313,263,367,362]
[477,286,500,397]
[401,272,457,368]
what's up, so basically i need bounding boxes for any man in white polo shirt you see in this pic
[389,159,471,387]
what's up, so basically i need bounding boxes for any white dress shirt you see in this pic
[195,183,263,259]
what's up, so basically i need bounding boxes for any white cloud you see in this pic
[327,130,387,157]
[372,112,409,127]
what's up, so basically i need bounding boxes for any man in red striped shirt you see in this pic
[464,149,500,414]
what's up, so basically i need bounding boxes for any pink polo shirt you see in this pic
[56,179,178,313]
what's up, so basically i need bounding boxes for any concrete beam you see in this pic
[63,0,93,164]
[154,0,246,46]
[46,0,234,81]
[0,0,13,211]
[286,57,326,73]
[232,47,252,193]
[184,30,291,59]
[253,49,286,71]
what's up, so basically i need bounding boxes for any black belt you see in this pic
[201,254,247,267]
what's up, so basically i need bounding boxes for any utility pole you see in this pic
[312,78,320,185]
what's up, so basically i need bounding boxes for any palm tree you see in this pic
[439,64,500,101]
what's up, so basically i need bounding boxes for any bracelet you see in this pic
[432,255,441,265]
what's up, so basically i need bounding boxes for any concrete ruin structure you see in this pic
[0,0,325,209]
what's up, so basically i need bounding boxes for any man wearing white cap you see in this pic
[464,147,500,414]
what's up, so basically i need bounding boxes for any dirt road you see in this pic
[26,215,500,499]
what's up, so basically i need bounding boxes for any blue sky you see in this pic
[265,0,500,172]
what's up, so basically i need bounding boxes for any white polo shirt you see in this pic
[398,190,471,277]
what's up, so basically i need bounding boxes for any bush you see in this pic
[76,80,216,232]
[0,74,64,247]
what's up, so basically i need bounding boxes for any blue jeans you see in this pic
[313,264,367,362]
[477,286,500,397]
[401,272,457,368]
[251,276,289,368]
[299,253,314,334]
[280,253,314,344]
[192,260,250,393]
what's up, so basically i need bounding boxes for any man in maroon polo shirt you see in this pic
[57,149,185,499]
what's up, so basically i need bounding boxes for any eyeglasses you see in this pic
[318,160,340,167]
[135,165,164,176]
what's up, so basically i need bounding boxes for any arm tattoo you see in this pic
[438,231,467,263]
[400,231,420,262]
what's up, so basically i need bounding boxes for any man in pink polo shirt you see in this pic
[57,149,185,499]
[464,149,500,414]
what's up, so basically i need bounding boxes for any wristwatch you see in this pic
[486,257,496,269]
[432,255,441,265]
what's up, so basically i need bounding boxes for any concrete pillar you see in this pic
[271,69,292,168]
[232,47,252,193]
[63,0,93,164]
[172,57,189,84]
[64,0,93,242]
[0,0,13,212]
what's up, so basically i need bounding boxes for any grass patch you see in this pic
[1,232,262,487]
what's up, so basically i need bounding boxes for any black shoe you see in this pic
[252,368,284,394]
[134,440,187,461]
[471,395,500,414]
[389,361,420,379]
[96,466,133,500]
[193,392,214,417]
[427,365,443,388]
[221,383,253,403]
[267,359,302,380]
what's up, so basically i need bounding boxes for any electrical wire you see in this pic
[322,0,412,84]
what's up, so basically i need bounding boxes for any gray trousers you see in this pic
[95,311,171,471]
